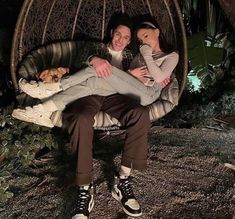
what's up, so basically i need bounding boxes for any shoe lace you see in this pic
[118,178,135,199]
[76,189,90,213]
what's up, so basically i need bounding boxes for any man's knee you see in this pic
[133,105,149,119]
[70,109,96,126]
[62,107,96,129]
[122,105,150,128]
[136,106,150,127]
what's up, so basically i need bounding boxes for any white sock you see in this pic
[80,184,90,190]
[119,165,131,179]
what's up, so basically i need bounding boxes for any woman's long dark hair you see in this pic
[134,18,176,53]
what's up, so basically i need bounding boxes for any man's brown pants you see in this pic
[62,94,151,186]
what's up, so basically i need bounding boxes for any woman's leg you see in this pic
[17,67,98,100]
[60,67,97,90]
[50,77,116,111]
[59,66,163,107]
[84,66,163,106]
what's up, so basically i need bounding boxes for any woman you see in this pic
[12,20,179,127]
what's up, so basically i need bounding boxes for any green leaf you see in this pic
[188,32,225,68]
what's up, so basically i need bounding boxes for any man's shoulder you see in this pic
[123,48,135,60]
[123,47,134,55]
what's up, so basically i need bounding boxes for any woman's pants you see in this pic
[62,94,151,185]
[51,66,162,110]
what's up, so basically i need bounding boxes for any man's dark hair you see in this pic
[104,12,133,43]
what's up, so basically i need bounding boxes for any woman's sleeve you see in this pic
[143,51,179,83]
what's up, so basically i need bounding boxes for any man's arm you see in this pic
[89,56,112,78]
[87,42,113,78]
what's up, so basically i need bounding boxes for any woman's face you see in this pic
[137,28,160,51]
[110,25,131,51]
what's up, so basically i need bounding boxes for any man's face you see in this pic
[109,25,131,52]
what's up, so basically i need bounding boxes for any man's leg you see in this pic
[63,95,104,185]
[102,94,151,170]
[101,94,151,217]
[62,95,104,219]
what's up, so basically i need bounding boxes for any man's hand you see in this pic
[129,66,148,81]
[89,57,112,78]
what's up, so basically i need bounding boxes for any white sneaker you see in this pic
[19,78,62,99]
[112,175,142,217]
[12,104,54,128]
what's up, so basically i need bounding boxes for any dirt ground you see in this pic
[0,127,234,219]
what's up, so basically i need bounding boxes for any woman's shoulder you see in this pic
[153,50,178,59]
[163,51,179,61]
[166,50,179,57]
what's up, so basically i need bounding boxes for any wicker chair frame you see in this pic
[10,0,188,128]
[11,0,187,97]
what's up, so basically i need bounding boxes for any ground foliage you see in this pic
[0,128,234,218]
[0,108,58,203]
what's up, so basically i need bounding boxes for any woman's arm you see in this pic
[140,45,179,83]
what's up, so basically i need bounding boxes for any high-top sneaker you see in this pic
[72,185,94,219]
[112,175,142,217]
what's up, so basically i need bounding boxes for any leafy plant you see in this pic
[187,31,225,91]
[0,108,58,203]
[181,0,234,93]
[0,162,14,203]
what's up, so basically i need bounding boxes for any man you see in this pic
[13,13,151,218]
[65,15,150,219]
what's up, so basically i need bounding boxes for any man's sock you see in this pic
[80,184,90,190]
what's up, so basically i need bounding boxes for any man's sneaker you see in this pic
[72,185,94,219]
[112,175,142,217]
[12,104,54,128]
[19,78,62,99]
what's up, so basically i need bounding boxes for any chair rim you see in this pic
[10,0,188,98]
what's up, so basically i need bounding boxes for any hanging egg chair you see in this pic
[10,0,188,128]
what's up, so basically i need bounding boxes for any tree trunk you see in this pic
[218,0,235,29]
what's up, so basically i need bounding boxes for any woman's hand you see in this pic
[89,56,112,78]
[129,66,148,80]
[140,44,152,57]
